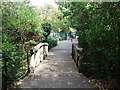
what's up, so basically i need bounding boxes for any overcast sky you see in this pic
[30,0,58,7]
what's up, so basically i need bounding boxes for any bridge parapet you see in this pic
[30,43,48,73]
[72,43,84,73]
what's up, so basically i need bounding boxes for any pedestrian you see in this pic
[71,35,73,42]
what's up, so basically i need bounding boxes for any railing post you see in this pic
[27,51,30,74]
[4,56,9,90]
[78,48,84,73]
[72,43,74,60]
[30,49,34,56]
[43,45,46,59]
[30,49,34,73]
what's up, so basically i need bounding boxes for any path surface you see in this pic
[16,39,95,88]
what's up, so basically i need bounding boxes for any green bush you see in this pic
[78,3,120,80]
[2,35,26,88]
[48,36,58,49]
[41,23,52,42]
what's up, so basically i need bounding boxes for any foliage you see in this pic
[2,34,27,88]
[57,2,120,88]
[41,22,52,42]
[37,4,70,33]
[25,40,37,45]
[1,2,43,89]
[2,2,42,48]
[48,36,58,49]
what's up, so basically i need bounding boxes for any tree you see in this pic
[36,4,70,34]
[41,22,52,42]
[2,2,42,50]
[57,2,120,88]
[2,2,43,88]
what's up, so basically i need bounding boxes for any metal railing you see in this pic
[2,51,30,89]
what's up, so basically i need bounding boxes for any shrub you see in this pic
[41,23,52,42]
[48,36,58,49]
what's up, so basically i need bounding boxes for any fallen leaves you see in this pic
[67,81,73,85]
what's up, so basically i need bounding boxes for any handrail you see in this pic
[72,43,83,73]
[31,43,48,52]
[29,43,49,73]
[2,43,49,89]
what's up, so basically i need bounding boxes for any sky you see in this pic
[30,0,58,7]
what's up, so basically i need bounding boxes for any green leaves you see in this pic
[67,81,73,85]
[58,2,120,84]
[41,22,52,42]
[2,2,42,88]
[2,2,42,44]
[48,36,58,49]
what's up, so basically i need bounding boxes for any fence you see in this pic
[2,51,30,89]
[72,43,84,73]
[2,43,48,89]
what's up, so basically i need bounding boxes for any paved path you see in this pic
[16,39,95,88]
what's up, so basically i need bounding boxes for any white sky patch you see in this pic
[30,0,58,7]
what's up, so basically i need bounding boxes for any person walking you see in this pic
[71,35,73,42]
